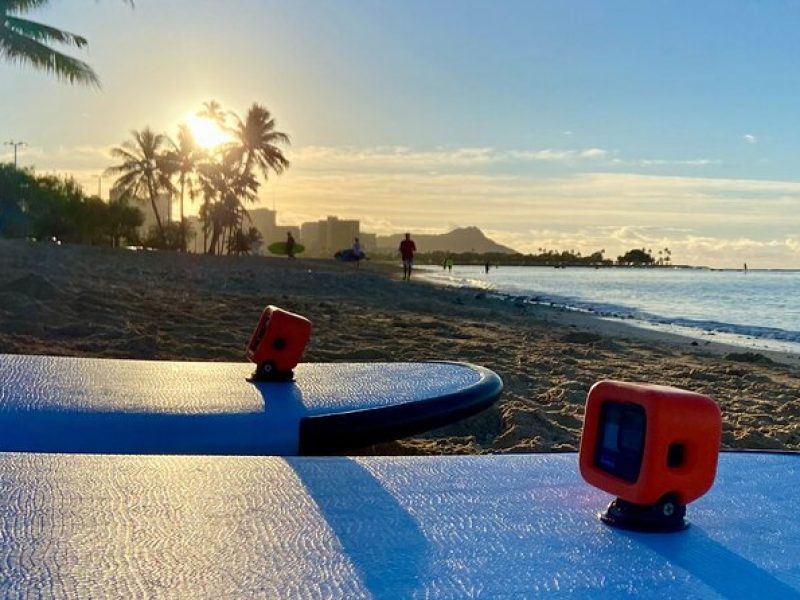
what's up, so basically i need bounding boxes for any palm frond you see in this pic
[0,27,99,85]
[4,16,88,47]
[108,147,140,163]
[3,1,52,13]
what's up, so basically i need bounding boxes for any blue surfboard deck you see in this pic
[0,452,797,597]
[0,354,502,455]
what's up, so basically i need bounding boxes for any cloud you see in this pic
[744,134,757,144]
[481,226,800,268]
[290,145,610,169]
[250,168,800,267]
[2,143,113,171]
[15,142,800,267]
[612,158,720,167]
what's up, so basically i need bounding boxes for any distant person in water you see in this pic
[286,231,296,259]
[399,233,416,281]
[744,262,748,274]
[446,257,454,272]
[485,261,490,274]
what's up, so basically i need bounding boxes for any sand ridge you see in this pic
[0,238,798,454]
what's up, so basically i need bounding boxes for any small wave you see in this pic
[417,268,800,350]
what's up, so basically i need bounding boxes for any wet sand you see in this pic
[1,238,798,454]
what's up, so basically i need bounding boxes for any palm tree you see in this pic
[204,103,289,254]
[226,103,290,181]
[1,0,131,85]
[105,128,173,244]
[197,157,258,255]
[164,124,203,250]
[199,99,226,127]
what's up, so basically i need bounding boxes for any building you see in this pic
[300,221,322,252]
[299,216,360,256]
[185,215,203,253]
[248,208,277,245]
[109,185,170,243]
[359,232,377,253]
[327,216,359,254]
[248,208,302,254]
[135,194,170,242]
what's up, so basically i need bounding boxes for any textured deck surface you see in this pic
[0,354,500,454]
[0,453,797,598]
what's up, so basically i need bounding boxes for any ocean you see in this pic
[417,265,800,354]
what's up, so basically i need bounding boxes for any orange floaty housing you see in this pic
[246,306,312,379]
[579,380,722,507]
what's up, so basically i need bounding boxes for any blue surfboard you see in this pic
[0,353,502,455]
[0,451,796,597]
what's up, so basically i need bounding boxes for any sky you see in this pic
[2,0,800,267]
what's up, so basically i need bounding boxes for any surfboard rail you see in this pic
[0,354,502,455]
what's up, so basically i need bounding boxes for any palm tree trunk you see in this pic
[179,174,186,252]
[207,217,222,255]
[146,178,165,245]
[202,198,209,253]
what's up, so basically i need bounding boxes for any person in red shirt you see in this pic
[398,233,417,281]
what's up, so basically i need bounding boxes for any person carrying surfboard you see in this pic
[399,233,416,281]
[352,237,363,268]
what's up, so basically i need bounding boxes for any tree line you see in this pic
[376,247,674,267]
[105,100,289,255]
[0,163,142,246]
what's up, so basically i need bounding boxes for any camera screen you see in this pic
[594,401,646,483]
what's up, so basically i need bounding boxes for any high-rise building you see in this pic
[299,216,360,256]
[326,216,359,254]
[248,208,277,245]
[359,232,377,252]
[249,208,302,254]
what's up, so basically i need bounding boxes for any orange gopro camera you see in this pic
[246,306,312,381]
[579,380,722,532]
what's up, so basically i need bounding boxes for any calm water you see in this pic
[418,265,800,353]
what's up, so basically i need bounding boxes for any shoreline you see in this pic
[1,239,799,454]
[413,266,800,366]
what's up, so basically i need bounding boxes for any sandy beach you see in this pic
[1,238,798,454]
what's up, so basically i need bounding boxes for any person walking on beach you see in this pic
[286,231,296,259]
[399,233,416,281]
[352,237,363,268]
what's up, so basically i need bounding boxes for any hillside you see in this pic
[376,227,517,254]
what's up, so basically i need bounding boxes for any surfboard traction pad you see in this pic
[0,452,797,597]
[0,354,502,455]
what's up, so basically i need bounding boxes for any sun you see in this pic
[185,114,230,149]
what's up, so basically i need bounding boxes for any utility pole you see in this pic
[4,140,26,168]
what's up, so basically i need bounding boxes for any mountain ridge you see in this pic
[376,227,518,254]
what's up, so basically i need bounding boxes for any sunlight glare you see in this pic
[185,115,230,149]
